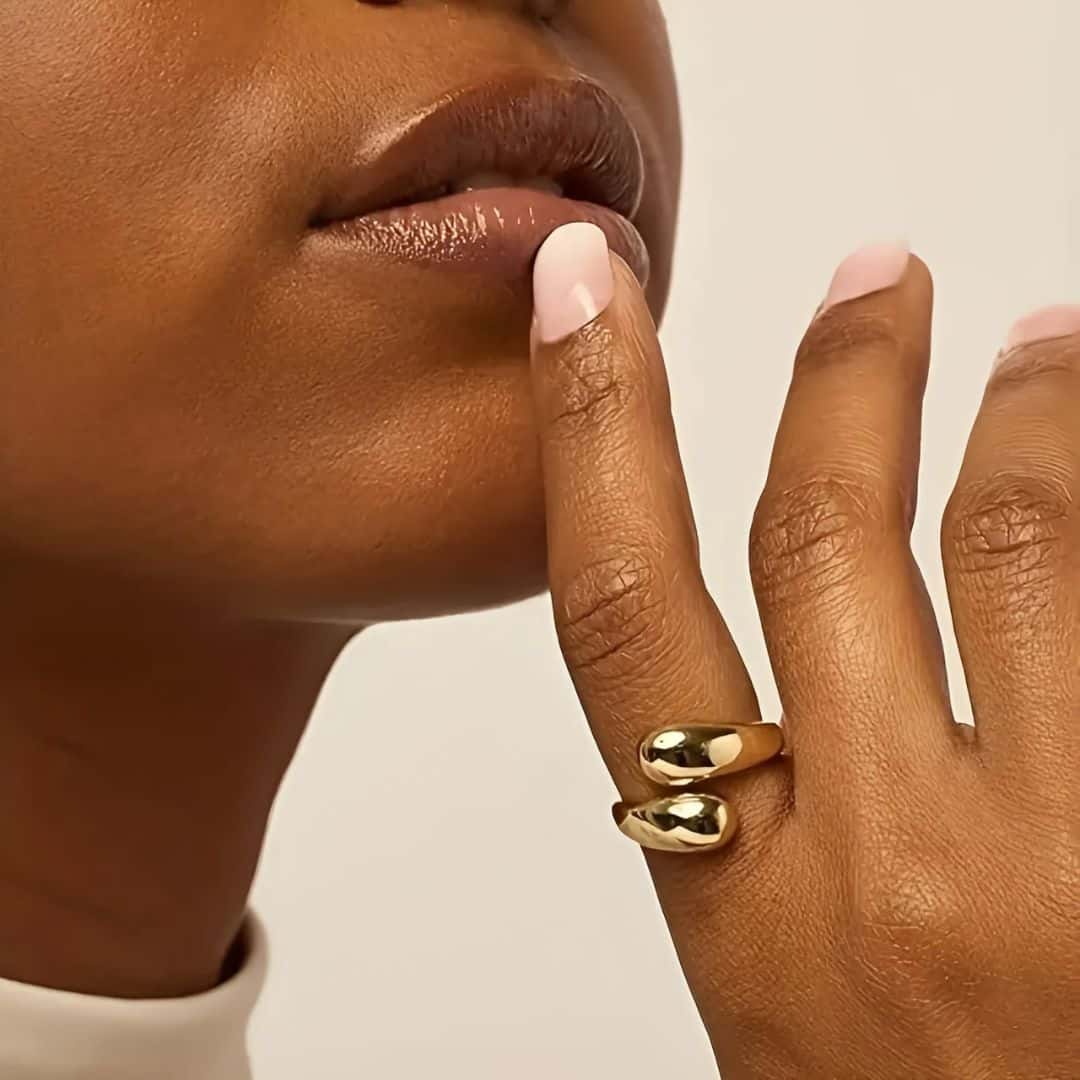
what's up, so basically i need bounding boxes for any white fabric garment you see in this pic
[0,916,264,1079]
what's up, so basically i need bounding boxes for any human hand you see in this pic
[529,224,1078,1078]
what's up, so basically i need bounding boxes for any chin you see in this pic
[292,522,553,626]
[254,430,555,625]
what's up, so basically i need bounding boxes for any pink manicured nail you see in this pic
[1003,304,1080,354]
[822,243,910,312]
[532,223,615,344]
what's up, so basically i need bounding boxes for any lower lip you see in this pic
[312,188,650,286]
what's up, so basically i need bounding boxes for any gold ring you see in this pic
[613,793,737,854]
[639,723,784,786]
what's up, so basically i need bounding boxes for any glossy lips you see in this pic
[311,76,650,283]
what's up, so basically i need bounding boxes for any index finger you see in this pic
[529,223,767,806]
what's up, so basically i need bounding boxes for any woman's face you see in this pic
[0,0,680,622]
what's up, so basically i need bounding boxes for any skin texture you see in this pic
[1,2,1077,1077]
[0,0,679,623]
[0,0,679,995]
[532,254,1079,1078]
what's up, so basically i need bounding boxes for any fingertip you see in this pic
[810,244,933,346]
[905,252,935,306]
[821,243,911,312]
[1003,303,1080,354]
[608,248,642,287]
[532,222,615,345]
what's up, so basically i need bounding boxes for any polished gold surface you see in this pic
[614,793,738,853]
[639,723,785,786]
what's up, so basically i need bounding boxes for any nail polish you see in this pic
[1003,304,1080,354]
[532,223,615,344]
[821,243,911,312]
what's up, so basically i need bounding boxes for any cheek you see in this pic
[0,4,293,577]
[1,3,276,247]
[0,2,323,388]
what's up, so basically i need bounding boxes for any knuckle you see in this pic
[554,550,669,681]
[750,475,886,611]
[841,804,1079,1010]
[798,308,911,372]
[944,472,1073,614]
[855,866,967,943]
[846,851,973,993]
[543,322,635,435]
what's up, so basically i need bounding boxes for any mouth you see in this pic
[309,75,650,284]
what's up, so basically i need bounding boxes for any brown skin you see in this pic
[0,0,679,623]
[532,256,1079,1078]
[1,1,1076,1076]
[0,0,678,997]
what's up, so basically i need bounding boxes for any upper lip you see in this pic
[313,74,646,227]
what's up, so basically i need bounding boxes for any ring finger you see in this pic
[750,246,957,809]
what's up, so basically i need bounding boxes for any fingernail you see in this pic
[1002,304,1080,355]
[821,243,910,312]
[532,223,615,344]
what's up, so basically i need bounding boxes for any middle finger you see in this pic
[750,246,957,802]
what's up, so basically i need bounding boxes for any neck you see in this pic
[0,611,356,997]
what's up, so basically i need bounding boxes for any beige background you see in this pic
[249,2,1077,1075]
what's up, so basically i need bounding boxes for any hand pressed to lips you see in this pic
[528,224,1079,1079]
